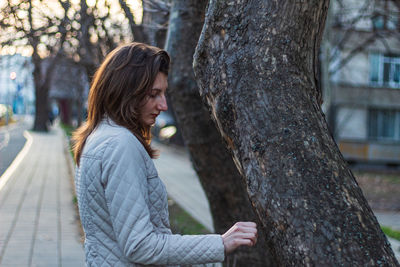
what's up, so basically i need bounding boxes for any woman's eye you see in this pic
[149,90,164,98]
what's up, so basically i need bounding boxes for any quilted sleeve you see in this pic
[101,133,225,265]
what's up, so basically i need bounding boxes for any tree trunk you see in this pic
[32,58,49,132]
[193,0,399,266]
[33,83,49,131]
[142,0,169,47]
[32,53,62,131]
[79,0,99,77]
[164,1,277,265]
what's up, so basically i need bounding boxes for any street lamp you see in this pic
[5,71,17,125]
[10,71,16,80]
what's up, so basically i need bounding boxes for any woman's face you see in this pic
[140,72,168,127]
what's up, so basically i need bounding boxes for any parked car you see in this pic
[0,104,13,125]
[151,111,177,143]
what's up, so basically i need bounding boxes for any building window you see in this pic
[372,14,385,30]
[368,109,400,141]
[370,54,400,88]
[371,13,398,30]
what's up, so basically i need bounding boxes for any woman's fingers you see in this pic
[235,231,257,246]
[238,226,257,234]
[226,232,256,245]
[229,222,257,233]
[236,221,257,227]
[222,221,258,254]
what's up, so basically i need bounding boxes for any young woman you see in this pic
[72,42,257,266]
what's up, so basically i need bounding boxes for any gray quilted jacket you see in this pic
[75,119,225,266]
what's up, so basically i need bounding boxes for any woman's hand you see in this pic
[221,222,258,254]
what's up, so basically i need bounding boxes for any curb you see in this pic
[60,125,84,242]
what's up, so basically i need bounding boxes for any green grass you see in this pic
[354,171,400,184]
[381,226,400,241]
[60,123,75,138]
[168,199,210,235]
[60,123,75,160]
[379,175,400,184]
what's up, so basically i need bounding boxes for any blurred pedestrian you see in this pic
[48,108,55,126]
[72,42,257,266]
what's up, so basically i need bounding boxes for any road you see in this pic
[0,116,32,176]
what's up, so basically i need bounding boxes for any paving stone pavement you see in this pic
[0,124,85,266]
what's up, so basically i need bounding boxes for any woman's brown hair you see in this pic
[72,42,170,165]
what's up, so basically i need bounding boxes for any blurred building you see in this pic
[0,54,89,125]
[323,0,400,166]
[0,54,35,114]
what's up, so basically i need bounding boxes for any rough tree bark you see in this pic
[193,0,399,266]
[164,0,277,265]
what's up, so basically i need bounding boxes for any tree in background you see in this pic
[164,0,276,265]
[193,0,398,265]
[0,0,71,131]
[0,0,166,129]
[141,0,170,47]
[72,0,134,125]
[74,0,171,126]
[119,0,170,48]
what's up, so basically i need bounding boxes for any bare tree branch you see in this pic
[143,0,170,13]
[118,0,147,42]
[330,0,373,61]
[329,32,378,75]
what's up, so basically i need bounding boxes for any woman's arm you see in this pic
[101,133,226,265]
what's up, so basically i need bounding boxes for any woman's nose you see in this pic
[157,95,168,111]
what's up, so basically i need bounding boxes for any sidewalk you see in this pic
[0,123,85,266]
[153,141,400,261]
[153,142,215,232]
